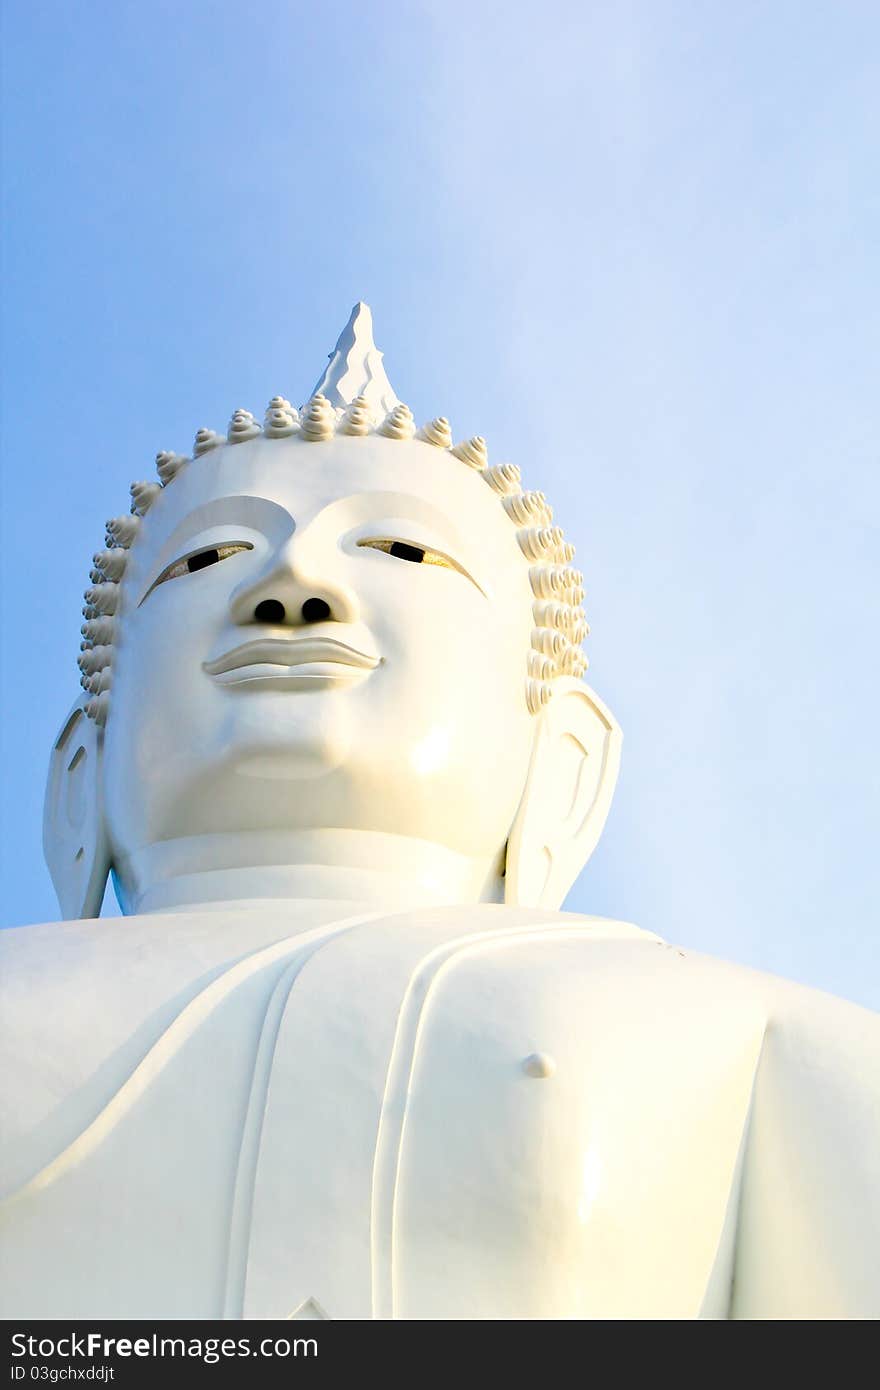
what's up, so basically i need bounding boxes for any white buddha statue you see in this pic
[1,304,877,1320]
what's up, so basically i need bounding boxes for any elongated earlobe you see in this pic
[43,701,111,919]
[505,680,621,910]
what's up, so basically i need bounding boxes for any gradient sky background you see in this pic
[1,1,877,1007]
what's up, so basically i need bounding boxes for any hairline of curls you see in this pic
[79,394,589,725]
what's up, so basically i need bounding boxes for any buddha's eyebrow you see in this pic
[339,489,472,550]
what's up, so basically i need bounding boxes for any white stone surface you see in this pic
[1,905,877,1319]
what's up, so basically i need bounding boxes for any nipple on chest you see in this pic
[521,1051,556,1078]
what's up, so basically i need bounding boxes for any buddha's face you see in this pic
[103,435,538,888]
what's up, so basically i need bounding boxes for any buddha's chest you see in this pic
[1,918,765,1320]
[240,926,764,1320]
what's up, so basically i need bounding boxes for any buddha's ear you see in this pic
[43,701,111,920]
[505,679,622,911]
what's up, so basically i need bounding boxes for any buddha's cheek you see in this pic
[331,631,535,852]
[104,672,353,846]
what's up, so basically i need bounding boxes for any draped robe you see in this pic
[2,903,877,1319]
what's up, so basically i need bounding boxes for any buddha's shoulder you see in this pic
[2,902,875,1020]
[1,901,874,1057]
[354,903,878,1050]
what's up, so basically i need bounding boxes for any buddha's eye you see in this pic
[146,542,254,598]
[357,538,456,571]
[356,537,486,596]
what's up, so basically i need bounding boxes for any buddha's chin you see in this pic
[221,720,351,784]
[213,688,354,781]
[230,741,346,782]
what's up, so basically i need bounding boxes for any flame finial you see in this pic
[311,302,400,416]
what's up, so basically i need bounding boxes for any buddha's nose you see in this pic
[230,540,357,628]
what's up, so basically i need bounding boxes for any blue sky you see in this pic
[1,1,877,1007]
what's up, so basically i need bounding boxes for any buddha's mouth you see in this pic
[203,636,381,689]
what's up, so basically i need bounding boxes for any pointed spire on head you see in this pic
[311,302,400,416]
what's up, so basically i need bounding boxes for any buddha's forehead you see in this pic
[132,434,526,573]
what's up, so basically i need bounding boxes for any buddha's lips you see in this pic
[203,636,380,676]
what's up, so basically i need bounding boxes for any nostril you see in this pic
[254,599,286,625]
[301,597,331,624]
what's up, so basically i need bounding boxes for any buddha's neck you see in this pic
[116,829,507,916]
